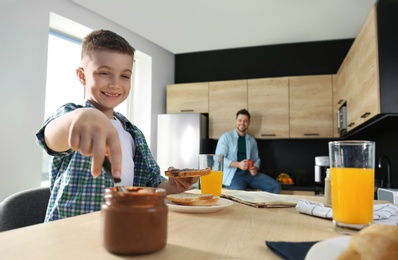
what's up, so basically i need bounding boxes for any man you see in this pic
[215,109,281,193]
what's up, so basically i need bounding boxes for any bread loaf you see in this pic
[166,193,219,206]
[338,224,398,260]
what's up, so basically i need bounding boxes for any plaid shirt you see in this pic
[36,100,165,221]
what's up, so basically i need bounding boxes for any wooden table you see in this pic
[0,195,343,259]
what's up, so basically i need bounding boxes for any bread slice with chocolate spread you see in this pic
[164,168,211,178]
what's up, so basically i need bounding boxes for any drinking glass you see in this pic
[247,159,254,169]
[329,140,375,234]
[198,154,224,196]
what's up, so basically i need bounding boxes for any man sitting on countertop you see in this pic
[215,109,281,193]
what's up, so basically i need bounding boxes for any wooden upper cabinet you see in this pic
[335,60,347,108]
[289,75,334,138]
[208,80,248,139]
[166,83,209,113]
[342,42,360,130]
[336,7,380,132]
[332,74,339,138]
[350,7,380,129]
[247,77,289,139]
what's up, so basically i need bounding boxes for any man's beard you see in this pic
[236,126,247,134]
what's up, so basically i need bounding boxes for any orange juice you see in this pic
[331,167,374,224]
[200,170,223,196]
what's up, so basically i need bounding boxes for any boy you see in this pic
[36,30,197,221]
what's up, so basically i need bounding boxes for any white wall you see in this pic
[0,0,174,201]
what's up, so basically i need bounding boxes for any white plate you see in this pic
[305,236,351,260]
[165,198,233,213]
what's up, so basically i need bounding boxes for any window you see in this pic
[41,31,84,185]
[44,31,84,118]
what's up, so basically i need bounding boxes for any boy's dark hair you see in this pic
[236,109,251,119]
[81,29,135,60]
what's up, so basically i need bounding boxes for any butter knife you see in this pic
[102,157,127,192]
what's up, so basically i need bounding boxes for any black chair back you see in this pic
[0,187,50,231]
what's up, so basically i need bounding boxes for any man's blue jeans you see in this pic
[227,170,281,194]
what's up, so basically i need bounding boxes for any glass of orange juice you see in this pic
[329,140,375,234]
[198,154,223,197]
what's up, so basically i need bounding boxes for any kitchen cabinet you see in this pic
[343,43,360,129]
[166,82,209,113]
[335,7,380,133]
[334,61,347,109]
[349,7,380,130]
[208,80,247,139]
[247,77,289,139]
[289,75,334,138]
[332,74,339,138]
[168,76,333,139]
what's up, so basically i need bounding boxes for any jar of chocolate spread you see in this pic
[102,187,168,255]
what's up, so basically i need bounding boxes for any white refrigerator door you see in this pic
[157,114,205,178]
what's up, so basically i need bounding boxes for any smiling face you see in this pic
[235,114,250,136]
[77,49,133,118]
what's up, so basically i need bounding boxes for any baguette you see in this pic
[338,224,398,260]
[166,193,219,206]
[165,167,211,178]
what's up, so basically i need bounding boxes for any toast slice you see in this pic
[166,193,219,206]
[164,168,211,178]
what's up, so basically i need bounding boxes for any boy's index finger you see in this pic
[91,156,103,178]
[90,134,108,178]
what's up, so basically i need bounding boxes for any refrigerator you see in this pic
[157,113,208,182]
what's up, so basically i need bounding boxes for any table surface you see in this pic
[0,194,343,259]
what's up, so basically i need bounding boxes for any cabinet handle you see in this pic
[348,123,355,127]
[180,109,194,112]
[337,99,344,104]
[303,133,320,136]
[361,112,371,118]
[261,134,276,137]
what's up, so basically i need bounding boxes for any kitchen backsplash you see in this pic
[208,123,398,189]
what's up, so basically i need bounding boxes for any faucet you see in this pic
[378,155,391,188]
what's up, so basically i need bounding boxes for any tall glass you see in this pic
[329,140,375,234]
[198,154,224,196]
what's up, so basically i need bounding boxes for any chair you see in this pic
[0,187,51,232]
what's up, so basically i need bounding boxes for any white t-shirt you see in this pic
[111,117,135,186]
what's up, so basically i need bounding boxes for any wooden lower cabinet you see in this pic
[289,75,334,138]
[208,80,248,139]
[247,77,289,139]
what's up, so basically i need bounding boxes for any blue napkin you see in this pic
[266,241,318,260]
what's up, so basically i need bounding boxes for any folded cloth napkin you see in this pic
[265,241,318,260]
[295,200,398,225]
